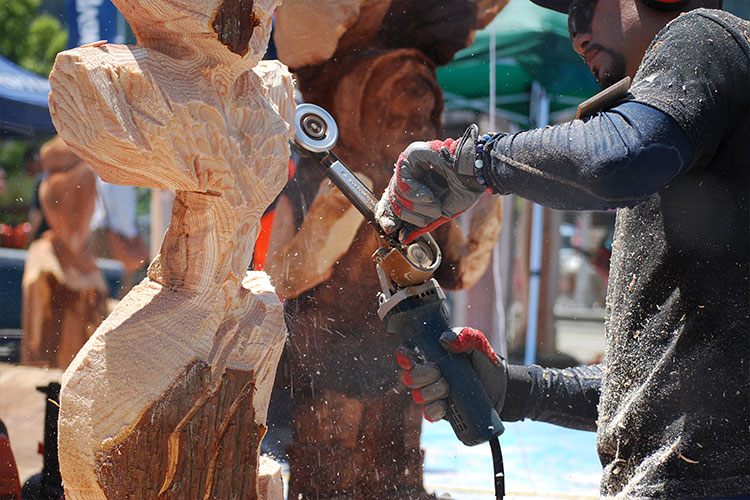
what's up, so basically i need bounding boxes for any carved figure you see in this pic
[269,1,509,498]
[47,0,294,498]
[21,135,108,369]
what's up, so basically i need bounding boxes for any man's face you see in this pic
[568,0,653,89]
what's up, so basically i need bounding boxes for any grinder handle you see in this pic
[384,288,504,446]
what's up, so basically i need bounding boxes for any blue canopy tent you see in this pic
[0,55,56,138]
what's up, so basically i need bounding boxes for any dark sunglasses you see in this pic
[568,0,598,41]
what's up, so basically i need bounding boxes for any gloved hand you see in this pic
[396,326,508,422]
[375,124,487,244]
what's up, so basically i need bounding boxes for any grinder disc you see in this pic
[294,103,339,153]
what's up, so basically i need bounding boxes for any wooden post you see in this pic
[47,0,294,498]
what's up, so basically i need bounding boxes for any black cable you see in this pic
[490,436,505,500]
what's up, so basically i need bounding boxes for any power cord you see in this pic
[490,437,505,500]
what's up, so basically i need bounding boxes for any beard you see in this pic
[588,44,628,89]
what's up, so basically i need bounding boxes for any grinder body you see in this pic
[378,280,504,446]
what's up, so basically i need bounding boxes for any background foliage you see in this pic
[0,0,67,75]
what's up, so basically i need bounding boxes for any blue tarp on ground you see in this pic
[422,419,601,499]
[0,55,55,138]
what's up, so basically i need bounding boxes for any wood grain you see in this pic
[48,0,294,498]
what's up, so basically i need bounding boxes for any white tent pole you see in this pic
[486,22,510,358]
[524,81,549,366]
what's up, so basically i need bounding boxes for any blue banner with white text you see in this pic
[65,0,120,48]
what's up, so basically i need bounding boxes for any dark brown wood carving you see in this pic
[269,1,509,499]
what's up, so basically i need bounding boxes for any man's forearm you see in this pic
[483,101,693,210]
[501,364,602,432]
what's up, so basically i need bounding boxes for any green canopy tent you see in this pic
[438,0,600,126]
[439,0,749,125]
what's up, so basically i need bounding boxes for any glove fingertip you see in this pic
[412,388,425,404]
[423,408,440,423]
[423,400,448,423]
[395,347,413,370]
[438,328,462,353]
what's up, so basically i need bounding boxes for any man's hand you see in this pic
[396,327,508,422]
[375,125,486,243]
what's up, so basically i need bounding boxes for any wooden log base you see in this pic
[287,389,431,500]
[94,360,262,499]
[59,272,287,500]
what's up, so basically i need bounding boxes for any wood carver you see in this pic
[47,0,294,498]
[268,1,509,498]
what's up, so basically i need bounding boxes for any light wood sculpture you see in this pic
[47,0,294,498]
[269,2,509,498]
[264,173,373,299]
[21,135,108,368]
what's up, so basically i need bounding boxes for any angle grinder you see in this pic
[290,102,506,497]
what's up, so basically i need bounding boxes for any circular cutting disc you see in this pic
[294,103,339,153]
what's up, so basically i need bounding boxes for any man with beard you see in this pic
[375,0,749,498]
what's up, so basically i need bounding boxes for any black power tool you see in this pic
[290,103,506,499]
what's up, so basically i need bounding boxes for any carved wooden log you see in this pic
[271,48,502,500]
[47,0,294,498]
[21,139,108,369]
[271,2,509,496]
[276,0,510,71]
[274,0,392,69]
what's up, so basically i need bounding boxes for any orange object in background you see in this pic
[0,421,22,500]
[0,223,30,249]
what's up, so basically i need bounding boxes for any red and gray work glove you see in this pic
[375,124,487,244]
[396,327,508,422]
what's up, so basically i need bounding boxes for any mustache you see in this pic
[585,43,617,59]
